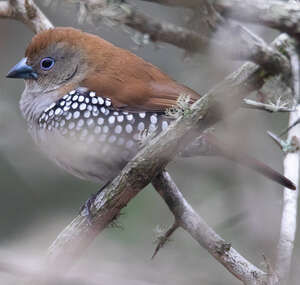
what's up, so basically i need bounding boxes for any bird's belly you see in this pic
[33,127,136,183]
[29,88,170,183]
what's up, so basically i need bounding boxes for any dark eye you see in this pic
[40,57,55,71]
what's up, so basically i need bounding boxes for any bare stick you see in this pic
[242,99,294,113]
[274,47,300,284]
[0,0,53,32]
[215,0,300,37]
[152,171,268,285]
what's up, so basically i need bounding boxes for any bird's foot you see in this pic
[80,180,111,225]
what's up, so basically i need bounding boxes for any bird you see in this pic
[6,27,295,208]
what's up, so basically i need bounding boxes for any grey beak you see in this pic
[6,57,38,80]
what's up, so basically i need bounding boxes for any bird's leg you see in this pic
[80,180,111,225]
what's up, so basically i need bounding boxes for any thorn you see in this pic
[151,222,178,259]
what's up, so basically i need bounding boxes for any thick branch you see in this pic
[152,171,267,285]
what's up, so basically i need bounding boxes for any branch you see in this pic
[215,0,300,37]
[58,0,290,74]
[152,170,268,285]
[1,1,298,284]
[0,0,53,33]
[43,33,294,276]
[274,46,300,285]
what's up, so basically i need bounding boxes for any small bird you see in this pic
[6,27,295,198]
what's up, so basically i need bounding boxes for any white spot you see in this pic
[101,107,107,114]
[92,97,98,104]
[49,109,54,117]
[105,99,111,107]
[138,122,145,131]
[41,113,46,120]
[114,125,122,134]
[150,115,157,124]
[60,101,65,106]
[117,115,124,122]
[66,113,72,120]
[66,101,72,107]
[68,122,75,130]
[162,121,168,130]
[90,91,96,97]
[72,95,78,101]
[85,97,90,104]
[78,96,85,102]
[55,108,63,116]
[69,90,76,95]
[94,126,101,134]
[77,119,84,128]
[97,118,104,125]
[73,111,80,119]
[139,112,146,118]
[98,97,104,105]
[108,135,117,143]
[87,105,93,111]
[108,116,115,124]
[60,119,66,127]
[72,102,78,109]
[122,111,129,115]
[63,94,69,99]
[113,111,119,116]
[66,96,72,102]
[47,125,52,131]
[87,118,94,126]
[63,106,70,112]
[79,103,86,111]
[92,107,99,116]
[126,114,133,121]
[84,111,91,118]
[44,114,49,122]
[125,124,133,133]
[149,124,157,132]
[126,140,134,149]
[103,126,109,133]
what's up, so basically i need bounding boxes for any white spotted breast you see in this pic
[35,88,172,183]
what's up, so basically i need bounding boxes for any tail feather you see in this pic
[182,133,296,190]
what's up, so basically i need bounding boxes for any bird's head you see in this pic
[6,27,112,95]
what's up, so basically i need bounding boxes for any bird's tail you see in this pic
[181,133,296,190]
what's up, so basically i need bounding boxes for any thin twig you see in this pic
[151,221,179,259]
[242,99,294,113]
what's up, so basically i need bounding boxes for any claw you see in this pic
[80,180,111,225]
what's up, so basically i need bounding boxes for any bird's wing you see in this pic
[80,49,201,112]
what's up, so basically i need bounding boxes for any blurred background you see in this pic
[0,1,298,284]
